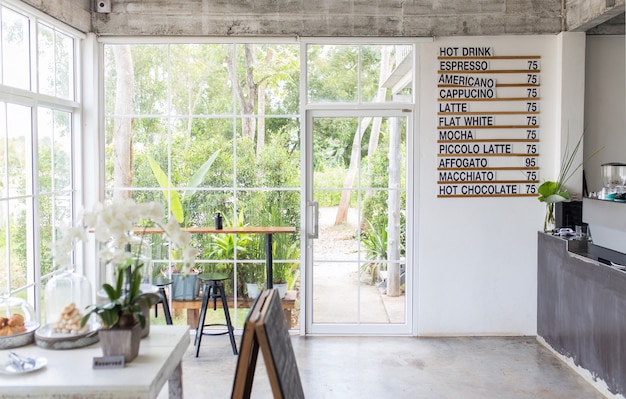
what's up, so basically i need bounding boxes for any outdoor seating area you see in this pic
[169,291,298,329]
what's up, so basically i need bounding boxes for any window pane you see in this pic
[170,44,232,116]
[38,24,54,96]
[37,108,53,192]
[234,117,300,189]
[53,111,71,190]
[234,44,300,116]
[1,7,30,90]
[8,197,29,290]
[106,44,170,116]
[7,104,31,196]
[308,45,358,103]
[308,44,413,104]
[55,30,74,100]
[0,104,6,197]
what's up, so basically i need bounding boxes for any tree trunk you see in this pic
[112,45,135,202]
[336,47,391,224]
[229,44,257,142]
[334,117,372,225]
[256,48,273,154]
[364,47,391,203]
[386,116,401,297]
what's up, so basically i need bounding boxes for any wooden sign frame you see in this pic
[231,289,304,399]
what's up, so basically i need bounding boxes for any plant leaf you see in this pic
[147,156,184,223]
[182,149,220,203]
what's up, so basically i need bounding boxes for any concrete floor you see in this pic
[158,333,606,399]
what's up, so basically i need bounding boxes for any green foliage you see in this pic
[147,149,220,225]
[537,133,599,204]
[313,167,347,207]
[362,215,388,261]
[361,215,388,284]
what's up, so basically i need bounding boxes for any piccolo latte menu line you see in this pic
[437,47,540,198]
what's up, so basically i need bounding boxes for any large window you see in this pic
[0,1,80,321]
[103,43,301,328]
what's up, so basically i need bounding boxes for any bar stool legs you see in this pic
[155,285,173,325]
[195,276,238,357]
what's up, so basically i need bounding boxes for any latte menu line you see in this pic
[437,47,540,198]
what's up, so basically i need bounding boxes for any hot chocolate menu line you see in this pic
[437,47,540,198]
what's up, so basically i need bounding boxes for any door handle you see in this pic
[308,201,319,239]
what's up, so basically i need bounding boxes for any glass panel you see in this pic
[103,42,303,329]
[38,108,53,193]
[0,104,6,198]
[313,262,359,323]
[38,24,54,96]
[9,197,28,291]
[42,194,72,273]
[105,44,169,116]
[170,43,232,115]
[307,45,358,103]
[7,104,31,197]
[0,199,7,292]
[308,44,413,104]
[311,115,407,329]
[2,7,29,90]
[53,110,72,190]
[54,30,74,100]
[234,44,300,116]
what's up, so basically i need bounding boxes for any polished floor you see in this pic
[158,333,606,399]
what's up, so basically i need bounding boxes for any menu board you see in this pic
[437,47,540,198]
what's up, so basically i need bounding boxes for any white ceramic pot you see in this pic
[246,283,262,299]
[273,283,288,299]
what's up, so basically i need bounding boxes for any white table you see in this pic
[0,325,190,399]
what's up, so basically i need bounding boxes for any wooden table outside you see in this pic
[140,226,297,289]
[0,325,189,399]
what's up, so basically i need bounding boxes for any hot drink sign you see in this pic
[437,47,540,198]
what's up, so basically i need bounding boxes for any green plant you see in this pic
[272,240,300,287]
[55,199,196,329]
[361,215,387,284]
[538,134,584,204]
[80,258,155,329]
[206,210,251,294]
[148,150,220,226]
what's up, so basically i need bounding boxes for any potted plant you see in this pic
[55,199,198,362]
[537,133,600,232]
[80,257,157,362]
[271,239,300,299]
[168,264,201,301]
[245,264,265,299]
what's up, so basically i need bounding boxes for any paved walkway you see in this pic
[312,206,405,324]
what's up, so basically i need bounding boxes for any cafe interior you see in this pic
[0,0,625,397]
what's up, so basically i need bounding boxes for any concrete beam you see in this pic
[566,0,625,32]
[19,0,91,33]
[91,0,564,37]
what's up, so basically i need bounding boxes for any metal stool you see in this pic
[194,273,238,356]
[152,277,173,325]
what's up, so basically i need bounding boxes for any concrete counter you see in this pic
[537,232,626,396]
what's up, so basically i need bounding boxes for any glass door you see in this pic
[305,110,411,335]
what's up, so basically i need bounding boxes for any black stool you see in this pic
[152,277,173,325]
[194,273,238,357]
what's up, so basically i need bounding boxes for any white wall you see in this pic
[414,34,585,335]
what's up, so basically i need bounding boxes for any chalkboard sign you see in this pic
[231,289,304,399]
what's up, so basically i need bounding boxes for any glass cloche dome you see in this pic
[44,267,93,334]
[0,292,35,336]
